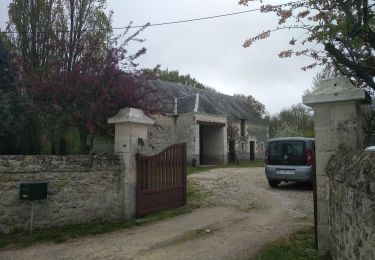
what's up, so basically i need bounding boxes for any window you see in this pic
[240,119,246,136]
[241,142,245,152]
[260,142,264,151]
[268,140,307,166]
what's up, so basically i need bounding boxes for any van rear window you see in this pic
[268,140,307,166]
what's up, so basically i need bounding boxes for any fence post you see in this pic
[108,108,154,220]
[303,77,370,256]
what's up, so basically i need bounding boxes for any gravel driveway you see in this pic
[0,167,313,260]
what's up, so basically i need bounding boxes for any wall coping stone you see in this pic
[303,77,371,105]
[108,107,154,125]
[0,155,123,173]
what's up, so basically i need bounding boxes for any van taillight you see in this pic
[307,148,314,166]
[265,148,269,165]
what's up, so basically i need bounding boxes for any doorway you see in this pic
[199,123,225,165]
[250,141,255,161]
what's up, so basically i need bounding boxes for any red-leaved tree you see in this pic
[30,38,158,153]
[7,0,160,154]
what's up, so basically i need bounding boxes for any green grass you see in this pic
[187,160,264,175]
[0,220,141,249]
[251,228,321,260]
[0,182,203,249]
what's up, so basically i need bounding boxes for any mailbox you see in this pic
[20,182,47,200]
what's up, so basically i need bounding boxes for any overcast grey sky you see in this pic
[0,0,321,114]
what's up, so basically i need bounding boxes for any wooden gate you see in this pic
[136,143,187,217]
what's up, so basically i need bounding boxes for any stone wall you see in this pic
[146,114,177,155]
[235,122,268,161]
[176,113,198,164]
[0,155,124,234]
[326,150,375,259]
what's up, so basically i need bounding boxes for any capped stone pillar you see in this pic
[108,108,154,219]
[303,77,370,256]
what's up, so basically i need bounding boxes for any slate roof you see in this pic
[176,95,196,114]
[144,80,266,125]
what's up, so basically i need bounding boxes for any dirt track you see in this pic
[0,167,313,260]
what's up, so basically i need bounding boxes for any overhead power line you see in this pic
[117,9,261,29]
[1,0,307,34]
[126,0,306,29]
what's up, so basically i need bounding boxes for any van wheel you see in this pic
[268,180,280,188]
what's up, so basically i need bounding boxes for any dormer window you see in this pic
[240,119,246,137]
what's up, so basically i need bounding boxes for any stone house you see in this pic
[94,80,269,165]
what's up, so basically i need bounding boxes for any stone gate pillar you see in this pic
[303,77,370,256]
[108,108,154,219]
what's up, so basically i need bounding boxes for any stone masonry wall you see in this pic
[235,122,268,161]
[326,150,375,259]
[145,114,177,155]
[0,155,124,234]
[176,113,198,164]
